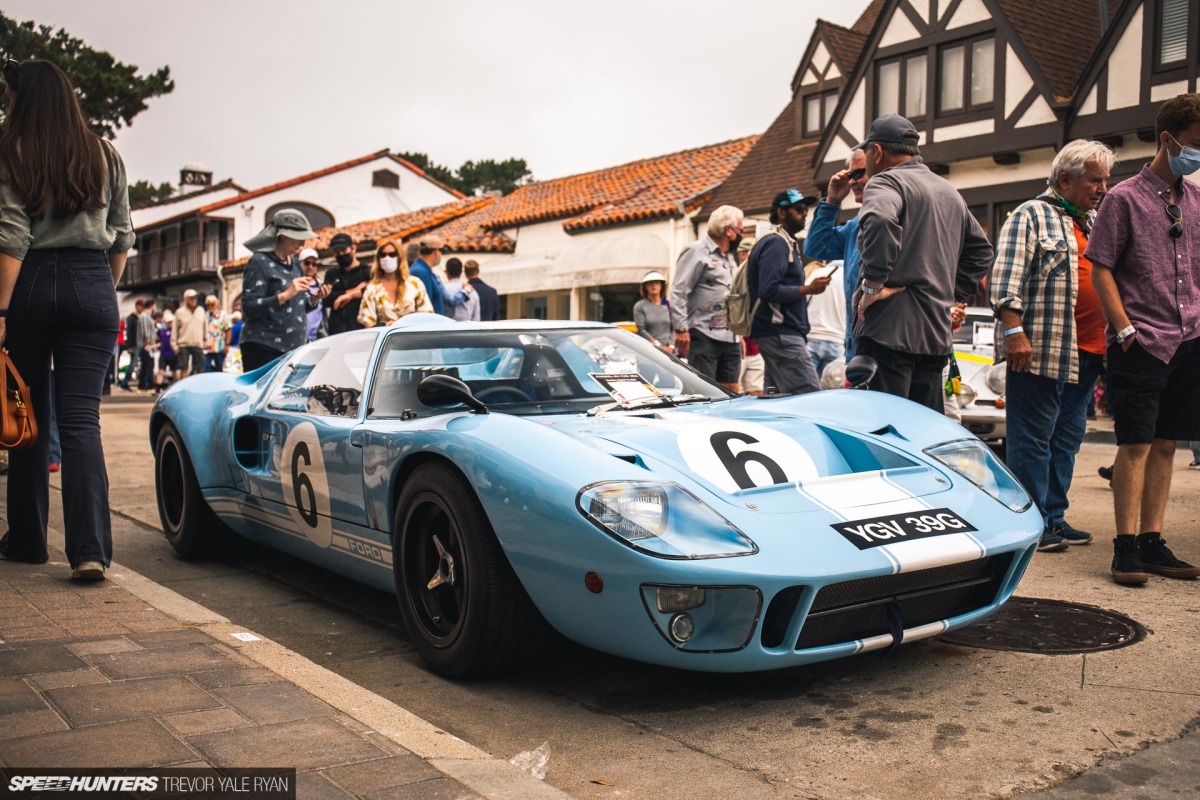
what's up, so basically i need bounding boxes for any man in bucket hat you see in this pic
[239,208,330,371]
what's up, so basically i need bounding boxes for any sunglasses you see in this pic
[848,168,867,181]
[1166,203,1183,240]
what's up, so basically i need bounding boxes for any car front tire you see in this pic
[154,421,226,559]
[393,462,546,678]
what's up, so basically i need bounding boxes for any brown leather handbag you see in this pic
[0,350,37,450]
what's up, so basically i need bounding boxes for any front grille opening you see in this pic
[760,586,805,648]
[794,552,1015,650]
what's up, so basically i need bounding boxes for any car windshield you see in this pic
[368,327,731,418]
[954,312,995,348]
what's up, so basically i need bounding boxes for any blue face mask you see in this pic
[1168,134,1200,176]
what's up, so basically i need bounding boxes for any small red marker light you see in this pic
[996,397,1006,409]
[584,572,604,593]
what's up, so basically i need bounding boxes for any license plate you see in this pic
[831,508,977,550]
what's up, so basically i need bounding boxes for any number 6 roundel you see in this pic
[672,418,819,493]
[281,422,334,548]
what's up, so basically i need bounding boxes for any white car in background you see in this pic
[953,308,1006,445]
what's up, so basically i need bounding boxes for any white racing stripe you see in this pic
[796,469,984,574]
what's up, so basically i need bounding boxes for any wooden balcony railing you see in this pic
[120,235,234,289]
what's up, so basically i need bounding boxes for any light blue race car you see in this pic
[151,316,1041,677]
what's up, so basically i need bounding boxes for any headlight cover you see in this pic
[925,439,1031,512]
[955,382,977,407]
[985,363,1006,395]
[577,481,757,558]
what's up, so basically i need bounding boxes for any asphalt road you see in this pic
[41,398,1200,799]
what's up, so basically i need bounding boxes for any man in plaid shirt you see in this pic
[990,140,1115,553]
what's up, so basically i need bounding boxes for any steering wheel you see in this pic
[473,385,533,404]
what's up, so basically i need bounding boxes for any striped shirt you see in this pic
[990,194,1092,382]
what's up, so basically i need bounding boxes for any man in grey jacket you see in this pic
[670,204,744,391]
[855,115,993,410]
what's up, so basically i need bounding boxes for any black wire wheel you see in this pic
[154,421,226,559]
[393,462,548,677]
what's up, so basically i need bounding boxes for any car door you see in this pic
[258,333,380,550]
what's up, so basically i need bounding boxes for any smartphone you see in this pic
[823,262,842,278]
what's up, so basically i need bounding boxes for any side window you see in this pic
[268,334,378,417]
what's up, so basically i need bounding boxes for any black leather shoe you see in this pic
[1111,536,1148,585]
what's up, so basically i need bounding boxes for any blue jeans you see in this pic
[807,339,845,382]
[3,249,117,567]
[1005,350,1105,528]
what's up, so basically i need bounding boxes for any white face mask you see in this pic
[380,256,399,273]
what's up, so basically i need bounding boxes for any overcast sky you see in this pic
[10,0,873,189]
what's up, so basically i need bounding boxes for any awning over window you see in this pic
[483,234,671,294]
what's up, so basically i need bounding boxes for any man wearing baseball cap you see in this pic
[322,233,370,334]
[854,114,992,409]
[747,190,827,394]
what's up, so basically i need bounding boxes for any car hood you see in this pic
[535,402,953,515]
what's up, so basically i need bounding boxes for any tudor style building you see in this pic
[707,0,1199,244]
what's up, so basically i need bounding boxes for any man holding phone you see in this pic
[747,189,828,394]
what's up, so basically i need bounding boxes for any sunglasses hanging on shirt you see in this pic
[1165,203,1183,240]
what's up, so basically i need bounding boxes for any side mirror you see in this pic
[844,355,878,389]
[416,374,489,414]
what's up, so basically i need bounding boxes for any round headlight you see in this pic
[669,613,695,643]
[956,382,977,407]
[986,363,1006,395]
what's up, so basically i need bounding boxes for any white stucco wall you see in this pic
[212,159,458,260]
[1107,5,1143,111]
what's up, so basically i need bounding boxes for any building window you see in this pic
[372,169,400,189]
[804,89,839,136]
[875,53,927,119]
[263,202,335,232]
[1158,0,1191,68]
[939,35,995,115]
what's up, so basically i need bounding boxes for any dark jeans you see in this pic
[240,340,285,372]
[686,329,741,385]
[3,248,117,567]
[856,337,946,411]
[205,351,226,374]
[1005,350,1105,528]
[137,347,154,390]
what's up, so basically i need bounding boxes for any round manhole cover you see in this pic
[938,597,1145,654]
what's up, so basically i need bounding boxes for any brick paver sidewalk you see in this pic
[0,554,484,799]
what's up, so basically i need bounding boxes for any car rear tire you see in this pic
[393,462,547,678]
[154,421,227,559]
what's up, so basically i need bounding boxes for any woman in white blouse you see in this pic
[356,238,433,327]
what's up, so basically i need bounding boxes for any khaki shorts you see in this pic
[739,353,764,393]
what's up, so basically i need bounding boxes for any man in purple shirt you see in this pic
[1087,93,1200,586]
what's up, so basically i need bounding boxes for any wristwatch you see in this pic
[1116,325,1136,344]
[860,282,881,296]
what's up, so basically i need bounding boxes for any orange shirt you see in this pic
[1073,222,1107,355]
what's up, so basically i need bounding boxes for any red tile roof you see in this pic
[309,196,501,250]
[702,98,822,219]
[221,136,758,268]
[478,136,758,232]
[131,179,247,211]
[197,150,464,216]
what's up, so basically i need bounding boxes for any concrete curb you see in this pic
[108,559,572,799]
